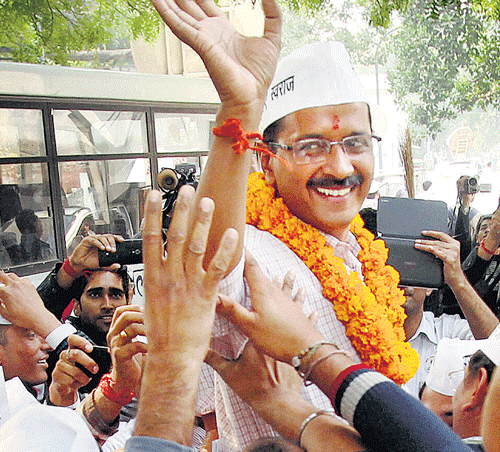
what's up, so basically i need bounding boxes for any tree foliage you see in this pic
[384,0,500,139]
[363,0,500,28]
[0,0,330,65]
[0,0,162,64]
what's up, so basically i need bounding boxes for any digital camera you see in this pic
[98,164,199,266]
[459,176,480,195]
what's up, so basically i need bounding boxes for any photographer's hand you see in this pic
[57,234,124,288]
[415,231,499,339]
[49,334,98,406]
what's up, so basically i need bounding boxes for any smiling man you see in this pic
[0,315,51,402]
[148,2,420,448]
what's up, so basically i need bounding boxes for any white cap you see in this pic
[426,338,500,396]
[0,314,11,326]
[260,41,368,132]
[0,404,100,452]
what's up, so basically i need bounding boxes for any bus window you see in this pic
[0,164,56,268]
[58,158,151,251]
[155,113,213,153]
[53,109,148,156]
[0,108,46,158]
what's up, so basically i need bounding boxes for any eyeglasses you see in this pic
[265,134,381,165]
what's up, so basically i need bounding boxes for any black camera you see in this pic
[459,176,480,195]
[98,164,198,266]
[157,163,199,230]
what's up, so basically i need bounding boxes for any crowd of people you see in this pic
[1,0,500,450]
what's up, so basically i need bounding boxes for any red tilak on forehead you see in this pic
[333,115,339,130]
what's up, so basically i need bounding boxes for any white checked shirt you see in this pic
[197,224,363,452]
[403,312,473,398]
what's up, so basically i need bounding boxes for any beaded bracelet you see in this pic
[480,239,496,256]
[291,341,338,377]
[98,373,134,406]
[298,409,336,447]
[302,349,352,386]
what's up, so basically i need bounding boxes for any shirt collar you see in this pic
[321,231,362,275]
[409,311,438,344]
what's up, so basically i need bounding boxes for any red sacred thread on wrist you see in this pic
[212,118,291,167]
[62,258,83,278]
[480,239,496,255]
[98,374,134,406]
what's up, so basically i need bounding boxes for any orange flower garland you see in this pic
[246,172,419,385]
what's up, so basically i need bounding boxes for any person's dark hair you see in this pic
[359,207,377,236]
[15,209,39,234]
[476,214,492,240]
[71,266,130,302]
[246,437,300,452]
[262,118,284,149]
[418,381,427,400]
[466,350,496,383]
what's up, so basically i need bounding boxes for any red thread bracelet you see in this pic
[61,258,83,278]
[98,374,134,406]
[480,239,496,255]
[212,118,291,167]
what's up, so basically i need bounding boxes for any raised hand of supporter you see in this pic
[134,187,238,444]
[414,231,465,289]
[215,252,324,365]
[49,334,98,406]
[0,271,61,338]
[150,0,281,114]
[107,305,147,395]
[68,234,124,273]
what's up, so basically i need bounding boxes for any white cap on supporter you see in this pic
[260,41,368,132]
[426,338,500,397]
[0,404,99,452]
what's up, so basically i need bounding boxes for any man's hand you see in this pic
[215,252,323,365]
[142,187,238,362]
[206,341,306,442]
[49,335,98,406]
[133,187,238,444]
[68,234,124,274]
[150,0,281,116]
[0,271,61,338]
[107,305,147,395]
[414,231,465,290]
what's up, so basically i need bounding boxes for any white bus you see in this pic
[0,62,220,296]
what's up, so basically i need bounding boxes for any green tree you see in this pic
[0,0,330,66]
[384,0,500,140]
[0,0,162,64]
[362,0,500,28]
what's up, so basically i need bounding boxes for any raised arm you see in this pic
[415,231,499,339]
[151,0,281,272]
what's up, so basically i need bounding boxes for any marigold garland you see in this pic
[245,172,419,385]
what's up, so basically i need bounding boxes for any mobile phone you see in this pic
[98,239,143,266]
[74,345,110,379]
